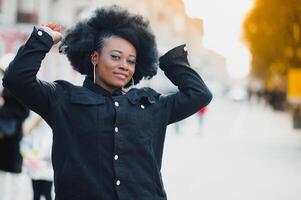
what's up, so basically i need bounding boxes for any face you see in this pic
[91,36,136,93]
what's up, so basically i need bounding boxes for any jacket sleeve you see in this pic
[159,44,213,125]
[2,27,57,124]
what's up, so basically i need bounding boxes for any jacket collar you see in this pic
[78,77,157,105]
[126,88,157,105]
[83,77,122,96]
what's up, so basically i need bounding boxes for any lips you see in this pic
[113,72,128,80]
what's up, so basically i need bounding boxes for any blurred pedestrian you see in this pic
[195,106,208,134]
[0,63,29,200]
[197,106,208,125]
[3,5,212,200]
[22,114,53,200]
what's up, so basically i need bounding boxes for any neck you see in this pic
[95,79,119,94]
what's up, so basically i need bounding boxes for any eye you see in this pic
[111,55,120,60]
[128,59,136,66]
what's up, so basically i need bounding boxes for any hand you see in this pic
[39,23,63,44]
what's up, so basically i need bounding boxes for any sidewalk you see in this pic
[163,98,301,200]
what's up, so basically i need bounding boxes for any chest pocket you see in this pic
[127,91,158,141]
[69,91,106,134]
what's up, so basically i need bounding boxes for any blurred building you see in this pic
[199,48,229,96]
[0,0,227,90]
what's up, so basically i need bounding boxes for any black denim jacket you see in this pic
[3,27,212,200]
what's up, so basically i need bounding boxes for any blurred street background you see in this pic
[1,0,301,199]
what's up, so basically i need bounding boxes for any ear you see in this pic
[91,51,99,65]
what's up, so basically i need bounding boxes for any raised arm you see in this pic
[159,44,213,125]
[2,24,62,123]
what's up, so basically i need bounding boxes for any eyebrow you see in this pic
[110,50,136,58]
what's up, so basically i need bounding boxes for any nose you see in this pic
[119,59,129,71]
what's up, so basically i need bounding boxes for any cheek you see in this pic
[130,66,136,76]
[96,66,111,81]
[105,59,118,67]
[97,61,116,74]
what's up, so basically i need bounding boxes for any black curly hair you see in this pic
[59,5,158,87]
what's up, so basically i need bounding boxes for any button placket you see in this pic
[113,99,121,188]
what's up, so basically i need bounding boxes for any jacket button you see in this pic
[114,155,119,160]
[116,180,121,186]
[37,30,43,36]
[140,104,145,109]
[114,102,119,107]
[114,127,119,133]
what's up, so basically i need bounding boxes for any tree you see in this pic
[242,0,301,83]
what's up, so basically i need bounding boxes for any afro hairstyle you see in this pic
[59,5,158,87]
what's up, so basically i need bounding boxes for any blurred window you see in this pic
[158,12,166,22]
[174,15,184,31]
[16,0,38,24]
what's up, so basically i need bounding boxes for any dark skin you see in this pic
[40,23,136,93]
[91,36,136,93]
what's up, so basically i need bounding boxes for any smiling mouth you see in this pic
[113,72,128,80]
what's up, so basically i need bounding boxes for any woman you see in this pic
[3,6,212,200]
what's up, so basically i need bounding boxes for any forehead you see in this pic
[102,36,136,56]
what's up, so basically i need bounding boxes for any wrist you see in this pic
[31,26,54,49]
[159,44,189,71]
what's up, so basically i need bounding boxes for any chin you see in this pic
[111,81,127,88]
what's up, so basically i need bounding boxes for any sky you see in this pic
[183,0,254,79]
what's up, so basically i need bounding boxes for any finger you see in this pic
[51,23,59,30]
[46,22,56,30]
[49,23,62,32]
[53,25,62,32]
